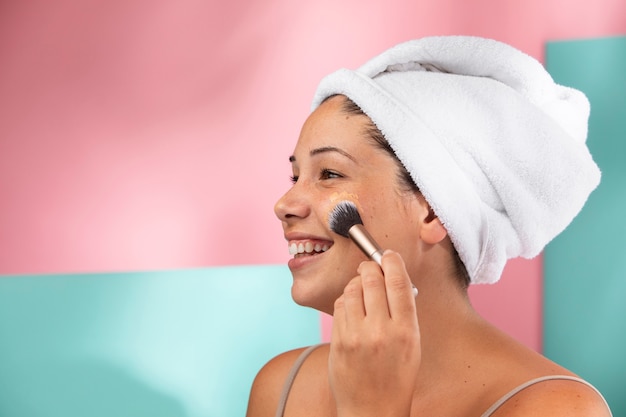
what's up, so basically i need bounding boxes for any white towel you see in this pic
[311,36,600,284]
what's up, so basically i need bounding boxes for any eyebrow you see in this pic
[289,146,357,163]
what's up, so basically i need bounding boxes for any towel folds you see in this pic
[311,36,600,284]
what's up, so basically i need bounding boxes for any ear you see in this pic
[419,204,448,245]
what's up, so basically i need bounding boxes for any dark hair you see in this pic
[335,95,471,289]
[340,98,418,193]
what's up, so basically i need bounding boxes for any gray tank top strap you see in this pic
[274,343,327,417]
[480,375,612,417]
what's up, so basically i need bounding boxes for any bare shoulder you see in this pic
[284,343,332,415]
[246,346,312,417]
[468,322,611,416]
[491,377,612,417]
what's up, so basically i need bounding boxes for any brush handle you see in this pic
[348,224,384,265]
[348,224,418,297]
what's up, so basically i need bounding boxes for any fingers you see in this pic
[334,250,416,324]
[380,250,417,320]
[334,276,365,332]
[358,261,390,318]
[329,251,422,416]
[343,276,366,321]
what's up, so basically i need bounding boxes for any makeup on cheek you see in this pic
[322,191,362,233]
[328,200,418,297]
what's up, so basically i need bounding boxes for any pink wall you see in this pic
[1,0,625,350]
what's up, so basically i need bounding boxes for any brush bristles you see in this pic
[328,200,363,237]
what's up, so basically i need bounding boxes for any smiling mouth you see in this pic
[288,241,331,257]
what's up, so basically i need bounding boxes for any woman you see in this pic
[247,36,612,417]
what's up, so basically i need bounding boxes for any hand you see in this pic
[329,250,421,417]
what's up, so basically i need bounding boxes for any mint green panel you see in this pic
[0,265,320,417]
[544,36,626,415]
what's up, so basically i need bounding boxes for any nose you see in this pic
[274,184,311,222]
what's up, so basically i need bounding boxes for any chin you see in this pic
[290,283,337,315]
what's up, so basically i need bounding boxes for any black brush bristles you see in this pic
[328,200,363,237]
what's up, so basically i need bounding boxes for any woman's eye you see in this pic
[320,169,342,180]
[290,175,299,184]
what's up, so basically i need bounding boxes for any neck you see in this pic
[410,265,485,374]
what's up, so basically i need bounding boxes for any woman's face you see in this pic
[274,96,425,315]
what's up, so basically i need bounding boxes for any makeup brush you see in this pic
[328,200,384,264]
[328,200,418,296]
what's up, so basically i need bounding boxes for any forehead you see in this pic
[292,97,372,159]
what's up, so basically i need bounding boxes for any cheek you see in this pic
[323,191,364,224]
[329,190,361,206]
[363,191,415,243]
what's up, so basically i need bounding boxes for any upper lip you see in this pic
[283,231,334,244]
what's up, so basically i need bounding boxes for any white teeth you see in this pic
[304,242,314,253]
[288,241,331,255]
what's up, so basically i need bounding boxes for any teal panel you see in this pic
[545,36,626,415]
[0,265,320,417]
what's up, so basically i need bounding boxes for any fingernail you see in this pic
[412,284,418,297]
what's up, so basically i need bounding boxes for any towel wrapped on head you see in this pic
[311,36,600,284]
